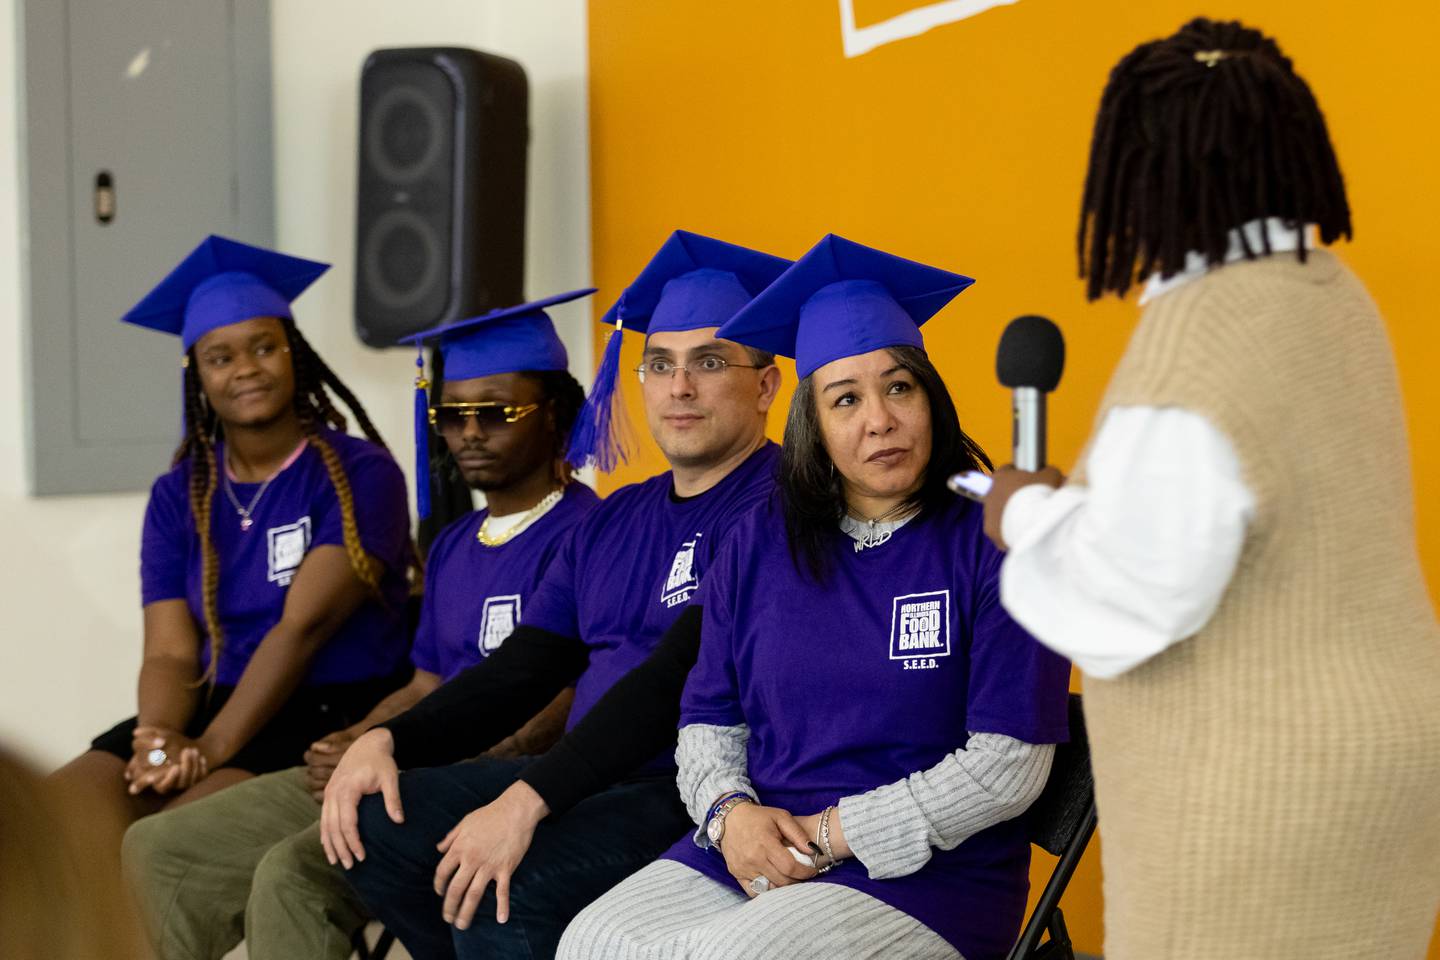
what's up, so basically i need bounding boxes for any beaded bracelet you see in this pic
[817,805,839,873]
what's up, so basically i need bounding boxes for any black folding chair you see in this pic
[352,923,397,960]
[1005,693,1098,960]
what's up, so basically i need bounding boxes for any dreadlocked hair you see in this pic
[527,369,587,468]
[173,318,416,684]
[1078,17,1352,301]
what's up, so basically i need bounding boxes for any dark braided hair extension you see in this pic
[528,369,587,470]
[173,318,418,683]
[176,361,224,683]
[284,320,423,592]
[1078,17,1352,301]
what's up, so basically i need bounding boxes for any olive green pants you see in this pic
[122,767,367,960]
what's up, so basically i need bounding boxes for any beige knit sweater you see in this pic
[1075,250,1440,959]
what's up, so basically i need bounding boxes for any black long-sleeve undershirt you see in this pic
[380,624,590,769]
[517,604,704,815]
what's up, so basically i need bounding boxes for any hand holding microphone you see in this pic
[949,314,1066,549]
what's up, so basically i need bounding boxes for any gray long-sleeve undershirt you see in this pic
[677,722,1054,880]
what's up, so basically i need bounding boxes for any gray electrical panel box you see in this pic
[19,0,275,495]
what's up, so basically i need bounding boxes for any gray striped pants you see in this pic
[557,859,961,960]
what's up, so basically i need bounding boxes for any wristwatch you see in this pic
[705,795,754,850]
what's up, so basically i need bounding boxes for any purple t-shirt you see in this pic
[410,484,599,682]
[665,495,1071,960]
[522,443,780,744]
[140,430,413,686]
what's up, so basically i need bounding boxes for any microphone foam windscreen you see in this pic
[996,315,1065,391]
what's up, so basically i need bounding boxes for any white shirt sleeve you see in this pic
[998,406,1256,679]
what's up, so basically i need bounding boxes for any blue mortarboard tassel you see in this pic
[567,233,791,471]
[413,348,432,520]
[566,316,629,472]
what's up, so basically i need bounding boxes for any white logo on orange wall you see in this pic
[839,0,1021,58]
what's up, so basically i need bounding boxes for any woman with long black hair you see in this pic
[559,235,1071,960]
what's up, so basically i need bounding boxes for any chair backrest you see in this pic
[1021,693,1092,857]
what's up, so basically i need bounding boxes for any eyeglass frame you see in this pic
[634,356,763,383]
[427,401,542,434]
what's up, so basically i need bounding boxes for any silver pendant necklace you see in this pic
[843,502,917,553]
[855,521,893,551]
[223,459,277,532]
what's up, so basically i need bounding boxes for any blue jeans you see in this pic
[345,758,692,960]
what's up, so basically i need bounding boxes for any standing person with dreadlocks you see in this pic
[52,236,415,836]
[982,18,1440,959]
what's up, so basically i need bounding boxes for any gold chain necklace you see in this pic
[476,486,566,547]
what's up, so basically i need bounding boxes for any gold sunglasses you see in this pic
[428,401,541,435]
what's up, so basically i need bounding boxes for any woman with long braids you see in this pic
[983,18,1440,959]
[52,235,414,830]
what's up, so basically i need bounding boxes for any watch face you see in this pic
[707,815,724,845]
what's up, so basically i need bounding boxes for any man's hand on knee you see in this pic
[319,728,402,870]
[433,779,550,930]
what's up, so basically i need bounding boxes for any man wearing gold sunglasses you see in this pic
[324,232,792,960]
[122,291,602,960]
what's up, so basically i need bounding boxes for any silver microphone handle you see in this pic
[1013,386,1046,472]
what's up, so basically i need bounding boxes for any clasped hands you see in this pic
[125,726,212,796]
[717,802,852,899]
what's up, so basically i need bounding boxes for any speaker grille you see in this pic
[360,209,442,309]
[356,59,456,335]
[354,48,528,348]
[365,84,444,184]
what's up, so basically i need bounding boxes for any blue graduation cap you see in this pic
[400,288,596,518]
[121,235,330,350]
[717,234,975,379]
[569,230,792,471]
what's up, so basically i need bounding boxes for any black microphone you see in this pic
[996,315,1065,471]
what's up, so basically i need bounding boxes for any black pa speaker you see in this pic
[355,47,528,347]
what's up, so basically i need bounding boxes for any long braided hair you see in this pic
[1078,17,1352,301]
[175,317,410,683]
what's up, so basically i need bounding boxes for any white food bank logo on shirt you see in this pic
[267,517,312,586]
[479,595,521,655]
[661,534,702,608]
[889,590,950,670]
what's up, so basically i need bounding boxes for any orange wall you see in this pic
[586,1,1440,954]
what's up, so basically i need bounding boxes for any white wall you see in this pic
[0,0,592,768]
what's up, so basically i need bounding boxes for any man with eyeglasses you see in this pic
[122,293,601,960]
[320,232,789,960]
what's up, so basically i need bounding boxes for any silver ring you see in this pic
[749,875,771,895]
[146,747,168,767]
